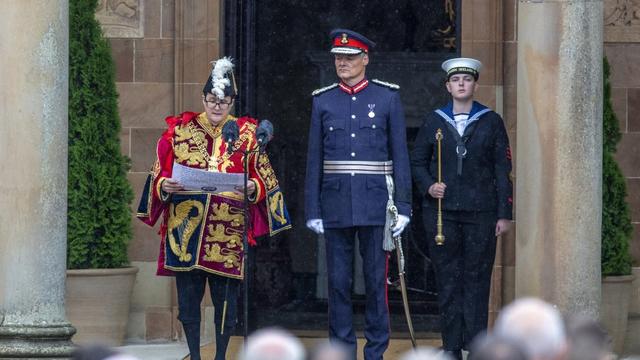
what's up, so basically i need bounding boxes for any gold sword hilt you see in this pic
[435,129,445,246]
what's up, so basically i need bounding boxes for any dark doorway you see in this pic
[225,0,461,335]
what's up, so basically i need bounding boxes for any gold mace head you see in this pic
[435,234,445,245]
[435,128,443,141]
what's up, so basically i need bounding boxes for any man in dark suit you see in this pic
[411,57,513,360]
[304,29,412,360]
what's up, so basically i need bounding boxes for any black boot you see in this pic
[183,322,201,360]
[214,327,232,360]
[445,349,463,360]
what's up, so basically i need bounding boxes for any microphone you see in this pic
[222,121,239,154]
[256,119,274,151]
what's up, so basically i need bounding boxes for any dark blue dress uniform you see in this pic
[305,77,412,360]
[411,100,513,359]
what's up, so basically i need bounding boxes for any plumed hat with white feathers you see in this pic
[203,57,237,99]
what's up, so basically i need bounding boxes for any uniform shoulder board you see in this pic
[312,83,338,96]
[371,79,400,90]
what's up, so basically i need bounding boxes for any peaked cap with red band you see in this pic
[330,29,376,55]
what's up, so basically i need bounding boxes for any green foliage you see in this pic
[602,57,632,276]
[68,0,133,269]
[603,58,622,154]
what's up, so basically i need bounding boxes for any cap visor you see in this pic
[331,47,363,55]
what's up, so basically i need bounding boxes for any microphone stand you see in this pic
[240,146,261,342]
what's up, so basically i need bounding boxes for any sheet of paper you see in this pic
[172,162,244,193]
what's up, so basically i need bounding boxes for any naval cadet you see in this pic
[410,57,513,360]
[304,29,412,360]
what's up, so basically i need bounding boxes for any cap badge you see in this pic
[368,104,376,118]
[341,33,349,44]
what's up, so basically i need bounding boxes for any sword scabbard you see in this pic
[393,234,417,348]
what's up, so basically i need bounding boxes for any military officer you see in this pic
[410,58,513,360]
[304,29,412,360]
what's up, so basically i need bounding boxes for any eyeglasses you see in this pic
[203,97,233,109]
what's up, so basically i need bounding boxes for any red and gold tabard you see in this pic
[136,112,291,279]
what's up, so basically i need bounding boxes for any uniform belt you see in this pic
[323,160,394,175]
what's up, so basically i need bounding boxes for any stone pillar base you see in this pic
[0,324,76,358]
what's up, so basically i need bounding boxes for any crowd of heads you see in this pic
[491,297,568,360]
[469,297,619,360]
[231,297,623,360]
[73,297,638,360]
[71,344,140,360]
[464,297,619,360]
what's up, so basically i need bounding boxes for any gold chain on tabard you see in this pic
[188,116,233,172]
[188,121,215,171]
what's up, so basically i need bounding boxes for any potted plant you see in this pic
[65,0,138,346]
[600,57,634,355]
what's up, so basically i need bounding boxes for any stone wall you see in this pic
[604,0,640,264]
[97,0,222,342]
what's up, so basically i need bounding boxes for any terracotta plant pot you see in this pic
[623,267,640,356]
[601,274,635,355]
[65,267,139,346]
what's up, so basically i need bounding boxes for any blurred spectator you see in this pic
[399,346,453,360]
[564,315,613,360]
[493,298,567,360]
[239,328,305,360]
[469,332,529,360]
[72,344,140,360]
[310,340,350,360]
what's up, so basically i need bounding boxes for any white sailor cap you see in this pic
[442,57,482,80]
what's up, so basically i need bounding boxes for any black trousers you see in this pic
[324,226,390,360]
[175,270,239,360]
[422,208,497,356]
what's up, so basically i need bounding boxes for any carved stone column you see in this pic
[0,1,75,357]
[516,0,603,317]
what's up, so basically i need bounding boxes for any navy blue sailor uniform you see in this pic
[410,101,513,357]
[304,78,412,360]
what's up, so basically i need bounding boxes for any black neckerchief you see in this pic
[447,119,478,176]
[434,106,492,176]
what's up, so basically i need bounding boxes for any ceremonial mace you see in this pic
[435,129,445,246]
